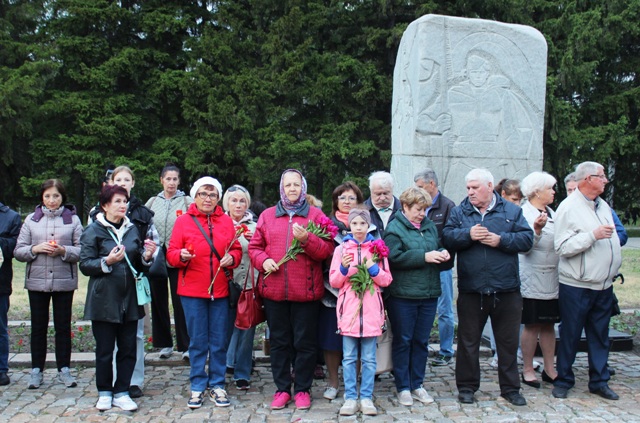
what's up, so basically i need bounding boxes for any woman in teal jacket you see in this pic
[383,187,451,407]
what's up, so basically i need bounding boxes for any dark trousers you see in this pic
[263,299,319,394]
[28,290,74,371]
[92,319,137,394]
[456,291,522,395]
[555,284,613,391]
[149,265,190,352]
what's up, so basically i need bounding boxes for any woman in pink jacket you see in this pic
[329,208,392,416]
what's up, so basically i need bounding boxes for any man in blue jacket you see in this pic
[443,169,533,406]
[0,202,22,386]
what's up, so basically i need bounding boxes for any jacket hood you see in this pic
[157,189,187,199]
[32,204,77,224]
[342,233,376,245]
[276,199,310,218]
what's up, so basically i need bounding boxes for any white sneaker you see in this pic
[397,389,413,406]
[360,398,377,415]
[112,394,138,411]
[323,386,338,400]
[489,356,499,369]
[411,387,435,404]
[159,347,173,359]
[96,396,112,411]
[532,360,542,371]
[182,351,190,361]
[339,398,359,415]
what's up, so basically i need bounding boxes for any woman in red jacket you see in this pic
[249,169,334,410]
[166,177,242,410]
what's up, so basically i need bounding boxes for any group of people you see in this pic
[0,160,624,415]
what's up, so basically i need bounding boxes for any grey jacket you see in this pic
[519,202,559,300]
[14,205,83,292]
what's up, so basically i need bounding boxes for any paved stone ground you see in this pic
[1,351,639,422]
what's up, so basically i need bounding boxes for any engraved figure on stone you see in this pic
[415,58,451,136]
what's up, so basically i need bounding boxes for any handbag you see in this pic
[190,216,237,307]
[375,313,393,375]
[147,245,168,279]
[235,265,266,330]
[107,230,152,306]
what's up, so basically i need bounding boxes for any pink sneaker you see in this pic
[294,391,311,410]
[270,391,291,410]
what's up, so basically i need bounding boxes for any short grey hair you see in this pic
[369,171,394,190]
[414,168,439,186]
[574,161,604,181]
[521,171,557,199]
[564,172,577,185]
[465,168,494,186]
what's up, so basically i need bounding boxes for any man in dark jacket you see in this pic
[443,169,533,406]
[0,202,22,386]
[364,171,401,238]
[415,169,456,367]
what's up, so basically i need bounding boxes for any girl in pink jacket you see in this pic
[329,208,392,416]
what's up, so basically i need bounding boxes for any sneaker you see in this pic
[210,387,231,407]
[187,391,204,409]
[57,367,77,388]
[294,391,311,410]
[182,351,190,361]
[112,395,138,411]
[271,391,291,409]
[489,356,499,369]
[431,354,452,366]
[360,398,378,416]
[412,387,435,404]
[323,386,338,400]
[28,368,43,389]
[339,398,358,415]
[532,360,542,371]
[159,347,173,359]
[397,389,413,406]
[96,395,112,411]
[235,379,250,390]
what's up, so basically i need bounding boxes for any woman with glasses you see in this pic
[249,169,334,410]
[166,177,242,409]
[145,163,193,361]
[221,184,257,390]
[14,179,83,390]
[319,182,365,401]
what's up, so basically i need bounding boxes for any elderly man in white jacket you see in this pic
[553,161,622,401]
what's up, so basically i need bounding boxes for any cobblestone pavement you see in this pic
[1,351,639,422]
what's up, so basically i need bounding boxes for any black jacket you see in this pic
[0,203,22,295]
[442,194,533,294]
[427,192,456,271]
[364,196,401,238]
[80,218,147,323]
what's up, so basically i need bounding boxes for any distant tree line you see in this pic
[1,0,638,222]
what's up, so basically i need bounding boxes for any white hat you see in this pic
[190,176,223,200]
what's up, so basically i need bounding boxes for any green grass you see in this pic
[616,248,640,309]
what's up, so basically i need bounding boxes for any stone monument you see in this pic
[390,15,547,203]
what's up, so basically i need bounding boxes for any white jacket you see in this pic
[554,190,622,290]
[519,202,559,300]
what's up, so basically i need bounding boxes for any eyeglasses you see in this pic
[227,185,248,193]
[338,196,357,202]
[589,174,607,180]
[197,192,219,200]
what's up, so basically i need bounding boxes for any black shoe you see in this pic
[458,390,474,404]
[589,385,619,400]
[129,385,143,398]
[235,379,250,390]
[0,372,9,386]
[521,373,541,389]
[541,370,556,383]
[501,391,526,406]
[552,386,568,399]
[608,367,616,376]
[226,366,235,376]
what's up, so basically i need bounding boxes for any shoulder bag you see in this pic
[235,264,266,330]
[107,230,151,306]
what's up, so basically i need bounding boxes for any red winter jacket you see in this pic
[166,203,241,299]
[249,201,334,302]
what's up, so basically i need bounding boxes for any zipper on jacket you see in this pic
[358,244,363,337]
[284,214,293,301]
[208,215,215,301]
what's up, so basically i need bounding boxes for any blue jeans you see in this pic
[226,307,256,381]
[437,270,455,357]
[556,284,613,391]
[181,296,229,392]
[386,296,437,392]
[342,336,376,400]
[0,295,9,373]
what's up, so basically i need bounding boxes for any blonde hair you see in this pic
[306,194,323,208]
[399,187,432,209]
[112,165,135,181]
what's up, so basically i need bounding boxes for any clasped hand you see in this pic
[425,249,450,264]
[470,224,501,247]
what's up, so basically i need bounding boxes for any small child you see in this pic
[329,208,392,416]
